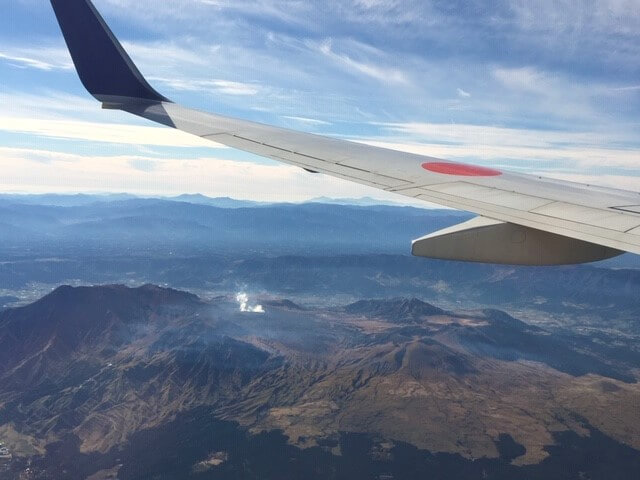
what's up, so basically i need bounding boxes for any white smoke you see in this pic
[235,292,265,313]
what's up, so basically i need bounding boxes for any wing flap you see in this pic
[418,182,555,211]
[530,202,640,232]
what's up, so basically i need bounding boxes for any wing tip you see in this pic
[50,0,170,104]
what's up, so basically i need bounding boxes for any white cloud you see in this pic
[150,77,260,96]
[0,91,97,118]
[283,116,330,126]
[507,0,640,36]
[361,138,640,171]
[0,147,430,205]
[316,38,408,85]
[0,116,220,148]
[492,67,552,94]
[0,47,73,71]
[101,0,313,30]
[209,80,260,96]
[122,41,211,69]
[611,85,640,92]
[377,122,611,148]
[363,122,640,172]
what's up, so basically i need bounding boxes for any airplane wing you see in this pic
[49,0,640,265]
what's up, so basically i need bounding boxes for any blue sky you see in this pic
[1,0,639,202]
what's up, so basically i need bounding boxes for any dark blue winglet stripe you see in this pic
[50,0,170,103]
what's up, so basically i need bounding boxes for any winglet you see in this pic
[50,0,170,104]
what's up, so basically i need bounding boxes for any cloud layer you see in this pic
[0,0,637,199]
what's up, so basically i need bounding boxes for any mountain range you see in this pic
[1,285,639,479]
[1,194,639,478]
[0,195,468,255]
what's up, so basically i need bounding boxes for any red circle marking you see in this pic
[422,162,502,177]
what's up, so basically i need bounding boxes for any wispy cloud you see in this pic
[150,77,261,96]
[315,38,409,85]
[610,85,640,92]
[376,122,628,149]
[0,47,73,71]
[507,0,640,37]
[0,116,220,148]
[283,116,330,126]
[102,0,314,30]
[361,138,640,172]
[364,122,640,174]
[0,91,98,118]
[492,67,551,94]
[122,41,211,69]
[95,0,640,83]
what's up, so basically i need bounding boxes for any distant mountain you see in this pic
[344,298,445,322]
[1,285,639,480]
[1,194,636,269]
[0,193,137,206]
[169,194,264,208]
[0,193,419,209]
[0,193,638,270]
[0,197,468,255]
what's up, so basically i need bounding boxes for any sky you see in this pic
[1,0,639,203]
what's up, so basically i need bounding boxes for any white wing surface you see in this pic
[50,0,640,265]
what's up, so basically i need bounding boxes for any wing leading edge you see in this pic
[49,0,640,265]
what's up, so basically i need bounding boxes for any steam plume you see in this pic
[236,292,264,313]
